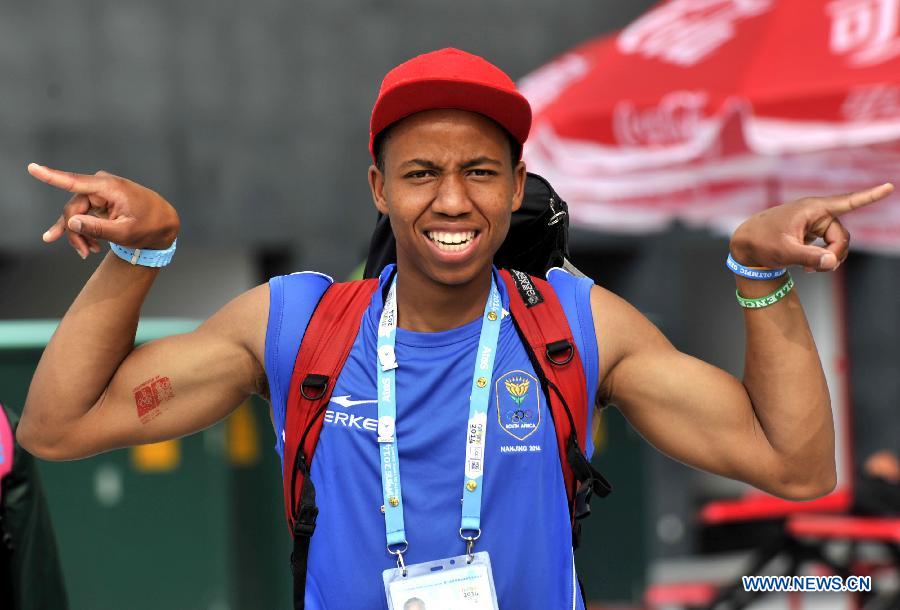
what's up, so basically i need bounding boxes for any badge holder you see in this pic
[383,551,499,610]
[379,278,502,610]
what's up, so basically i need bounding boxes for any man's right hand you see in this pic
[28,164,180,259]
[21,164,268,461]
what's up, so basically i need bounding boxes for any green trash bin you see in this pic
[0,319,291,610]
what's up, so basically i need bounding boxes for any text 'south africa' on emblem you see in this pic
[496,370,541,441]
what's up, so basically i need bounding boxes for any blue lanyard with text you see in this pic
[376,275,502,570]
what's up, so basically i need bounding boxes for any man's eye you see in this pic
[469,169,496,177]
[405,170,434,179]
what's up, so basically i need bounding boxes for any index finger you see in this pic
[824,182,894,216]
[27,163,110,196]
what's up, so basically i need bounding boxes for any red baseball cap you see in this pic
[369,48,532,161]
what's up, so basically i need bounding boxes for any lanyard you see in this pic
[377,275,502,568]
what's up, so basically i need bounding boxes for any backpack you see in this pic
[282,173,611,609]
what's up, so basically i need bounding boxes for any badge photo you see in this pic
[383,552,499,610]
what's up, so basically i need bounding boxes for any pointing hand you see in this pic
[729,183,894,272]
[29,164,180,259]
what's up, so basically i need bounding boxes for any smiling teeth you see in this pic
[427,230,476,252]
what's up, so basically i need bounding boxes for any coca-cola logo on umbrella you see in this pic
[613,90,709,146]
[617,0,773,66]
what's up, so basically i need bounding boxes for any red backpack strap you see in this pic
[282,278,378,609]
[499,269,611,546]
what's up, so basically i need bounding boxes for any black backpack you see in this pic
[363,172,573,279]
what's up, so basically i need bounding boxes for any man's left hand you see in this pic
[729,182,894,272]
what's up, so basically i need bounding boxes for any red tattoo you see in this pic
[133,376,175,423]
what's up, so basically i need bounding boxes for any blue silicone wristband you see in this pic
[726,253,786,280]
[110,239,177,268]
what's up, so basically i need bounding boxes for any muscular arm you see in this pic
[17,164,269,460]
[592,184,893,501]
[592,282,833,501]
[18,253,268,460]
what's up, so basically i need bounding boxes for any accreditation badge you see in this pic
[382,552,499,610]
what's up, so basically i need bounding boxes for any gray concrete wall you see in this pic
[1,0,656,279]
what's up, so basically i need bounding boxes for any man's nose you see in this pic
[432,174,472,216]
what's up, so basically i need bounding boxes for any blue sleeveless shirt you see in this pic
[265,266,599,609]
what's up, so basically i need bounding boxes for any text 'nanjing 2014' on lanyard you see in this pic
[377,275,503,609]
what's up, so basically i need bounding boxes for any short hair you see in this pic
[373,117,522,173]
[403,598,426,610]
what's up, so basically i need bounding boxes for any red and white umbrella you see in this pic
[520,0,900,252]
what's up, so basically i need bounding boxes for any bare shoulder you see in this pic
[588,284,673,400]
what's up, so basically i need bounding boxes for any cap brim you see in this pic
[370,78,532,159]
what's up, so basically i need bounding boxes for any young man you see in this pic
[18,48,893,609]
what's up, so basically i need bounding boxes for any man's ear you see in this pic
[368,164,389,215]
[511,160,526,213]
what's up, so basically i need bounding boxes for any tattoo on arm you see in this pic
[133,376,175,424]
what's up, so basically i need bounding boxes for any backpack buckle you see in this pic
[566,435,612,522]
[574,481,593,521]
[293,503,319,538]
[546,340,574,366]
[547,197,567,226]
[574,476,612,521]
[300,374,329,401]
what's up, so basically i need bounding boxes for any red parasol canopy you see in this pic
[520,0,900,252]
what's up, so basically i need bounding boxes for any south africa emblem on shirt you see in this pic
[496,370,541,441]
